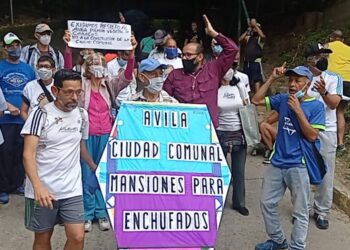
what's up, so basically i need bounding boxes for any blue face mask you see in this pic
[117,58,128,67]
[164,47,178,59]
[213,45,223,55]
[295,90,305,99]
[7,47,21,59]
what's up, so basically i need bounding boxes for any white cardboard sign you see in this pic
[67,20,132,50]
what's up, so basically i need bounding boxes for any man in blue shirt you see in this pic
[0,32,36,204]
[252,65,325,250]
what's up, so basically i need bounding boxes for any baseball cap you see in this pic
[3,32,22,45]
[154,29,167,45]
[304,43,332,58]
[35,23,53,33]
[285,66,313,81]
[139,58,167,73]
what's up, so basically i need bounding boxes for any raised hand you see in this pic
[203,14,218,38]
[271,62,287,80]
[314,75,326,94]
[62,30,71,45]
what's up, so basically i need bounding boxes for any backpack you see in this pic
[27,46,60,65]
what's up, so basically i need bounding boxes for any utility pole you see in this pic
[10,0,14,25]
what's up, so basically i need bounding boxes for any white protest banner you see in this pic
[67,20,132,50]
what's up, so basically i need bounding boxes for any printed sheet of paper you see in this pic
[67,20,132,50]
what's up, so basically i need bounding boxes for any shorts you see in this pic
[243,61,263,89]
[25,195,84,232]
[342,81,350,100]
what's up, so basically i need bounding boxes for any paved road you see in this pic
[1,154,349,250]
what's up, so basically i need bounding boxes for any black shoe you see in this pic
[233,206,249,216]
[314,213,329,230]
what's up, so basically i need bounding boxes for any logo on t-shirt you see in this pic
[3,72,28,87]
[223,92,235,99]
[282,117,296,135]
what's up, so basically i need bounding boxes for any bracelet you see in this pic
[321,91,329,96]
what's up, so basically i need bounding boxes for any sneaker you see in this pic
[232,206,249,216]
[255,239,288,250]
[84,220,92,232]
[264,149,271,159]
[262,159,271,165]
[0,192,9,204]
[314,213,329,230]
[98,217,111,231]
[337,144,346,152]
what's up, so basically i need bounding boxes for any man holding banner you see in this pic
[163,14,239,128]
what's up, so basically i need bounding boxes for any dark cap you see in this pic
[305,43,332,58]
[154,29,167,45]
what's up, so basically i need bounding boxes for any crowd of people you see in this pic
[0,13,349,250]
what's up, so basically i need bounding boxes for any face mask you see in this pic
[89,65,105,78]
[117,58,128,67]
[7,47,21,59]
[182,57,198,74]
[145,76,164,94]
[223,69,233,81]
[157,45,164,52]
[39,34,51,46]
[213,45,223,55]
[294,82,309,99]
[315,57,328,71]
[37,67,53,81]
[164,47,178,59]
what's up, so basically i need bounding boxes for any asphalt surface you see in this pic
[0,153,349,250]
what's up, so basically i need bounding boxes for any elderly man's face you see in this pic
[288,75,309,95]
[165,39,177,49]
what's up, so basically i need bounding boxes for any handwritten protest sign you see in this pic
[67,20,132,50]
[96,102,231,249]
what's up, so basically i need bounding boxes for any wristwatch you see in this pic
[321,91,329,96]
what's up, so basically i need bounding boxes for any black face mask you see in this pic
[232,61,239,69]
[157,45,164,52]
[182,57,198,74]
[229,76,240,86]
[316,57,328,71]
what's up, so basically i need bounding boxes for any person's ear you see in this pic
[34,33,40,40]
[51,86,59,97]
[138,73,147,84]
[197,53,204,62]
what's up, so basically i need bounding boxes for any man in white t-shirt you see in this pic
[305,43,342,230]
[21,55,56,120]
[107,50,137,106]
[21,69,97,250]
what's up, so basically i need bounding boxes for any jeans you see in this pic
[217,130,247,208]
[81,134,109,220]
[314,131,337,217]
[260,165,310,250]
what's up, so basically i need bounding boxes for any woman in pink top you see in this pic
[79,38,137,233]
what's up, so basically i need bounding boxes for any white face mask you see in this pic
[37,67,53,81]
[39,34,51,46]
[145,76,164,94]
[223,68,234,81]
[89,65,106,78]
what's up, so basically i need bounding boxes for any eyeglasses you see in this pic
[57,87,84,96]
[37,65,53,70]
[181,53,199,59]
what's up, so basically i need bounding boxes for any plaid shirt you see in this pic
[130,90,178,103]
